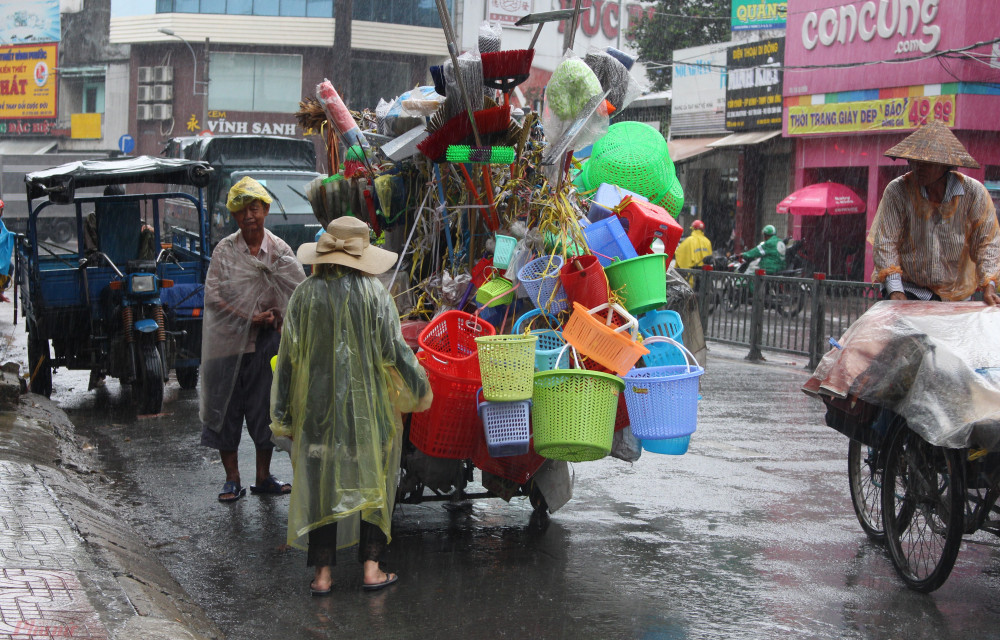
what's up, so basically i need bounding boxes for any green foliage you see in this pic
[630,0,731,91]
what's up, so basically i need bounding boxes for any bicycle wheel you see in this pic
[881,425,965,592]
[848,439,884,541]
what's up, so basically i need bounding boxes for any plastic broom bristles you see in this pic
[446,145,516,164]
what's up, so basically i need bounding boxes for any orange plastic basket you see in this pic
[562,302,648,376]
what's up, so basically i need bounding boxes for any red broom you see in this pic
[481,49,535,106]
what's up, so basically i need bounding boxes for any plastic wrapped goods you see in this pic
[316,78,369,149]
[803,301,1000,449]
[271,266,432,550]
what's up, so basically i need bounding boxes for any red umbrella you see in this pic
[776,182,866,216]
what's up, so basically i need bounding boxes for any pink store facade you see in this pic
[782,0,1000,281]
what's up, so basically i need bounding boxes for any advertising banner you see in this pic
[0,43,57,126]
[486,0,533,29]
[787,94,957,136]
[0,0,61,45]
[725,38,783,131]
[731,0,787,31]
[670,42,728,135]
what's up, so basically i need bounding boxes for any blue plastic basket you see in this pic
[477,388,532,458]
[623,338,703,440]
[493,234,518,270]
[518,255,569,314]
[639,310,686,367]
[587,183,648,223]
[514,309,570,371]
[583,216,638,267]
[642,435,691,455]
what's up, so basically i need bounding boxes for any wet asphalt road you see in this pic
[49,344,1000,639]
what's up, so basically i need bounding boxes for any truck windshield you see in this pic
[229,172,317,216]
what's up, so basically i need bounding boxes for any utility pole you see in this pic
[333,0,353,103]
[202,37,210,132]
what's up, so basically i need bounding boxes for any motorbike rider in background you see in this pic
[741,224,786,274]
[674,220,713,270]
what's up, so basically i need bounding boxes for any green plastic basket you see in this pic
[475,334,539,401]
[493,234,518,270]
[581,121,680,208]
[476,276,515,307]
[604,254,668,315]
[531,368,623,462]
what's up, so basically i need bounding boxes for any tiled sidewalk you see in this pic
[0,461,109,640]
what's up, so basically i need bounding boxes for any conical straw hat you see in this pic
[884,120,979,169]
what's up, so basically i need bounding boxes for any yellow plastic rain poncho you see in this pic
[270,266,431,550]
[199,228,306,432]
[868,172,1000,301]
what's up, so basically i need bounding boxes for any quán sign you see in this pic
[801,0,941,54]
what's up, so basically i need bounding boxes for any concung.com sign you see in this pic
[801,0,942,54]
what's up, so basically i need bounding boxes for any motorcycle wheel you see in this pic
[51,219,74,244]
[134,342,164,415]
[776,283,806,318]
[723,280,742,312]
[175,366,199,390]
[27,324,52,398]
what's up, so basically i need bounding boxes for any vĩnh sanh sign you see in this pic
[731,0,787,31]
[0,43,57,132]
[786,94,956,135]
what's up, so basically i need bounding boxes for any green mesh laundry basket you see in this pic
[581,121,682,210]
[531,347,623,462]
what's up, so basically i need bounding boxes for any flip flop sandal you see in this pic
[310,582,332,597]
[218,480,246,503]
[250,475,292,495]
[361,573,399,591]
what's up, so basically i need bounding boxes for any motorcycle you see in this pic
[721,242,808,318]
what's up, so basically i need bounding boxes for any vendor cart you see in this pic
[18,156,214,413]
[804,301,1000,592]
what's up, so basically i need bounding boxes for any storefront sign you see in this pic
[800,0,942,54]
[0,0,60,45]
[725,38,783,130]
[0,117,56,135]
[787,94,956,135]
[0,43,57,121]
[487,0,533,29]
[732,0,787,31]
[555,0,655,42]
[203,111,313,137]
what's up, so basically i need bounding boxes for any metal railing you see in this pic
[679,268,881,368]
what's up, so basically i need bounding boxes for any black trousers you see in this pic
[307,520,387,567]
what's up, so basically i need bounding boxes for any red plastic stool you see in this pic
[617,197,683,256]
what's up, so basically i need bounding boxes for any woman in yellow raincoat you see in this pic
[270,216,431,595]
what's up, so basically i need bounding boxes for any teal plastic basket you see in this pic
[494,234,518,270]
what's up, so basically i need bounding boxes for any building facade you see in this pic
[783,0,1000,281]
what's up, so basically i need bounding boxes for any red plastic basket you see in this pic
[410,354,481,459]
[418,311,496,378]
[559,254,610,310]
[614,393,629,432]
[473,434,546,485]
[617,197,683,256]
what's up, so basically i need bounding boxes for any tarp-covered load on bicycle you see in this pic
[803,300,1000,592]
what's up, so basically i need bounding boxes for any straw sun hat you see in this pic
[297,216,397,275]
[884,120,980,169]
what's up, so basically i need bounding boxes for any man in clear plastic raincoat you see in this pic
[270,216,431,594]
[200,177,306,502]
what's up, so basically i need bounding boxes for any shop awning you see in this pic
[0,139,58,154]
[707,130,782,148]
[667,136,726,163]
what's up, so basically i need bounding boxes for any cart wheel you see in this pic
[847,439,885,542]
[881,425,965,592]
[134,343,164,415]
[175,366,198,390]
[27,325,52,398]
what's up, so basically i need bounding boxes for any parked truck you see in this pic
[161,135,323,251]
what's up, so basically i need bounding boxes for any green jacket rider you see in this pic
[742,225,786,274]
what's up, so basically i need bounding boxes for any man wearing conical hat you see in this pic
[868,121,1000,305]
